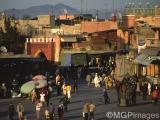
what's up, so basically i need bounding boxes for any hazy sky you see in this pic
[0,0,125,11]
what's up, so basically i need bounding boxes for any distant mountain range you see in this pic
[1,3,122,19]
[1,3,80,18]
[1,1,160,19]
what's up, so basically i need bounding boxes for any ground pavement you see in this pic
[0,82,160,120]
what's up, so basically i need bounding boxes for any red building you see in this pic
[26,36,61,62]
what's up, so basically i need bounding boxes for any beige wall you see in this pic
[15,20,38,35]
[38,15,55,27]
[60,24,81,35]
[155,15,160,27]
[81,21,117,33]
[16,20,38,27]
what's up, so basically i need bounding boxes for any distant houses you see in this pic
[1,5,160,81]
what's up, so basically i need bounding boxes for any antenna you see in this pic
[81,0,83,15]
[139,0,142,8]
[113,0,115,14]
[105,3,108,19]
[85,0,88,14]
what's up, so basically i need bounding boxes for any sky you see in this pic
[0,0,125,11]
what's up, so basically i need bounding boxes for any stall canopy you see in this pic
[71,53,87,66]
[134,54,152,66]
[60,53,71,66]
[134,48,160,66]
[60,52,87,66]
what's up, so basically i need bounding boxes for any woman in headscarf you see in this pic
[94,73,100,88]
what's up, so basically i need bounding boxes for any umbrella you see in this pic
[21,81,35,94]
[35,80,47,89]
[32,74,47,80]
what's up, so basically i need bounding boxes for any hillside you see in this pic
[2,3,80,18]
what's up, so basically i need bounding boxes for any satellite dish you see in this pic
[146,2,150,7]
[128,3,131,7]
[139,2,142,7]
[63,9,68,15]
[117,12,122,19]
[155,5,158,8]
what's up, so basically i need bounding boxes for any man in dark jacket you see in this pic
[142,82,148,100]
[59,96,70,112]
[57,104,64,120]
[49,103,55,120]
[8,102,15,120]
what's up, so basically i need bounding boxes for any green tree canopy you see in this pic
[0,19,26,54]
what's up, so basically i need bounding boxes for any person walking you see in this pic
[16,102,24,120]
[44,109,50,120]
[152,87,159,104]
[103,89,110,104]
[119,84,127,107]
[59,96,70,112]
[132,84,137,105]
[115,80,121,104]
[88,102,96,120]
[86,73,92,86]
[49,103,55,120]
[136,81,140,95]
[36,101,42,120]
[8,102,15,120]
[31,90,36,103]
[94,73,100,88]
[142,82,148,100]
[66,84,71,99]
[73,79,78,94]
[83,103,89,120]
[1,83,7,98]
[57,104,64,120]
[46,91,50,107]
[40,92,45,105]
[56,74,62,96]
[62,82,67,96]
[148,82,151,96]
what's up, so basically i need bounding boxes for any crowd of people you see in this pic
[7,71,77,120]
[114,74,160,107]
[0,79,21,99]
[3,55,160,120]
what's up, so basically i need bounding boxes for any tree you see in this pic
[0,18,25,54]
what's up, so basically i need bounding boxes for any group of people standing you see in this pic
[114,74,160,107]
[83,102,96,120]
[8,100,56,120]
[86,72,114,90]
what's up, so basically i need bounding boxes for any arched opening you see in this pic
[34,49,47,59]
